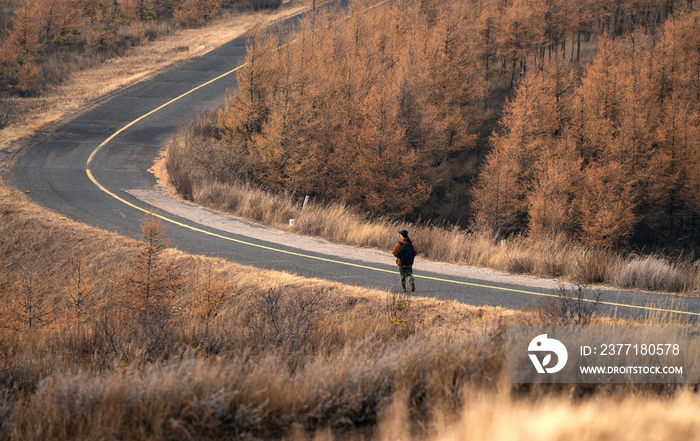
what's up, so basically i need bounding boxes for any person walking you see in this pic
[392,230,418,292]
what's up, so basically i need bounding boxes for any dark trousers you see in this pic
[399,266,414,289]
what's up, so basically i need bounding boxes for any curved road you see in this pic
[7,7,700,322]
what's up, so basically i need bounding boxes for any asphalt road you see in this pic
[6,7,700,323]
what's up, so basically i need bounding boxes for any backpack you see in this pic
[399,242,415,266]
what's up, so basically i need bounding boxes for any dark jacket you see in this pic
[392,238,418,268]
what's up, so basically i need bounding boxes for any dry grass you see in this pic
[614,255,695,293]
[427,390,700,441]
[5,331,507,440]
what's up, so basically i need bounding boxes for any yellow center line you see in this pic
[84,5,700,320]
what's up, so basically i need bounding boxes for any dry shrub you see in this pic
[3,267,54,333]
[165,133,200,200]
[457,228,504,268]
[294,203,399,250]
[415,224,466,264]
[536,284,602,326]
[504,251,535,275]
[193,181,237,210]
[166,107,232,201]
[186,261,234,336]
[245,286,324,354]
[386,290,415,339]
[614,255,688,293]
[173,0,224,27]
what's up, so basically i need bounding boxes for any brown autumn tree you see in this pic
[1,268,53,334]
[6,0,83,93]
[494,0,543,86]
[646,92,700,240]
[188,261,232,337]
[473,59,574,235]
[572,35,624,162]
[219,26,278,146]
[100,212,184,359]
[8,0,43,57]
[8,0,42,94]
[577,161,636,247]
[120,0,160,23]
[64,251,97,334]
[647,10,700,240]
[79,0,121,53]
[471,147,523,233]
[173,0,223,28]
[526,130,582,238]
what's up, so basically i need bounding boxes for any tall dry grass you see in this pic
[614,255,695,293]
[426,389,700,441]
[6,331,506,440]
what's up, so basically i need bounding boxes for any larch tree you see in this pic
[347,78,431,216]
[577,160,636,247]
[219,27,278,147]
[573,35,624,163]
[173,0,223,27]
[566,34,642,247]
[8,0,42,93]
[101,212,184,359]
[64,251,96,334]
[647,93,700,240]
[615,30,657,180]
[474,58,577,238]
[495,0,542,86]
[473,60,567,235]
[188,261,231,338]
[3,268,52,334]
[472,147,523,234]
[526,129,582,238]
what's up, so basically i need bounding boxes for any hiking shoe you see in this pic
[411,281,415,292]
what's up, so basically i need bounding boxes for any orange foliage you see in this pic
[218,0,486,216]
[473,8,700,247]
[100,213,185,358]
[173,0,223,27]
